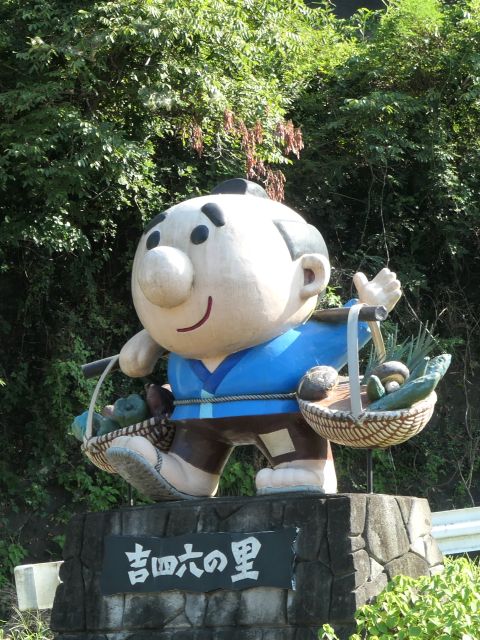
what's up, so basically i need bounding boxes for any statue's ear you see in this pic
[299,254,331,300]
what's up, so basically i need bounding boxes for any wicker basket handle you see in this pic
[347,304,386,418]
[84,354,120,444]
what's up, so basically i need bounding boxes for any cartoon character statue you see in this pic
[105,179,401,500]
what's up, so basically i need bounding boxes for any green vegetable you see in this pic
[368,373,440,411]
[366,375,385,401]
[409,356,430,381]
[112,394,148,428]
[71,411,102,442]
[96,416,120,437]
[426,353,451,379]
[367,353,452,411]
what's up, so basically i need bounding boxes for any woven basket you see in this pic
[82,355,175,474]
[298,304,437,449]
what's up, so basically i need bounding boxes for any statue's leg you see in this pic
[252,413,337,494]
[106,421,233,500]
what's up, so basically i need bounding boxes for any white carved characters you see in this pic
[125,537,261,585]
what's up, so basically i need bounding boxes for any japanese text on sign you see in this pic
[126,536,261,585]
[101,529,297,594]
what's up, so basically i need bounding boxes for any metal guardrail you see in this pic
[431,506,480,555]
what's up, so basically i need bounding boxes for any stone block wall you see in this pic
[51,493,442,640]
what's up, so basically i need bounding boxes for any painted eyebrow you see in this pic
[143,212,167,234]
[201,203,225,227]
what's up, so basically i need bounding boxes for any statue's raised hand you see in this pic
[353,268,402,313]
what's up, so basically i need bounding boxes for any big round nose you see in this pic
[137,246,194,308]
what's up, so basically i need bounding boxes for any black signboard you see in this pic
[100,529,297,594]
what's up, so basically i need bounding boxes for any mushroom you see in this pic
[297,365,339,401]
[102,404,115,418]
[369,361,410,395]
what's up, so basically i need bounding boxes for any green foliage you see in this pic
[287,0,480,505]
[319,557,480,639]
[0,540,27,589]
[320,285,344,309]
[290,0,480,287]
[218,448,257,497]
[0,0,336,569]
[2,0,480,574]
[0,608,52,640]
[289,0,480,297]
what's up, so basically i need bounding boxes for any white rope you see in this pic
[347,304,365,419]
[85,354,119,444]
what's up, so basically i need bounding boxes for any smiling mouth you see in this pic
[177,296,213,333]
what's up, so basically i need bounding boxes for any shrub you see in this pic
[0,608,52,640]
[320,557,480,639]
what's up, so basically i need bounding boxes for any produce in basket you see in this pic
[296,366,339,401]
[83,178,404,499]
[367,354,451,412]
[71,410,117,442]
[71,392,149,440]
[145,383,175,418]
[297,311,452,449]
[111,393,148,427]
[367,361,410,398]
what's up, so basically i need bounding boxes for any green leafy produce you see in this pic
[112,394,148,428]
[426,354,452,379]
[70,411,101,442]
[96,416,120,437]
[71,411,119,439]
[367,354,451,411]
[410,357,430,381]
[365,323,436,381]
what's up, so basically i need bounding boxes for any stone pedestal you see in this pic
[51,493,442,640]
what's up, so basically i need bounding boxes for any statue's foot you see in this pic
[105,436,218,500]
[255,459,337,495]
[106,446,192,501]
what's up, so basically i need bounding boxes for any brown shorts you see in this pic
[170,413,332,476]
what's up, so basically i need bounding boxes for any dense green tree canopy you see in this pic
[286,0,480,505]
[0,0,339,578]
[1,0,480,587]
[0,2,321,419]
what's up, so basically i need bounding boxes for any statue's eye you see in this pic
[190,225,209,245]
[146,230,160,249]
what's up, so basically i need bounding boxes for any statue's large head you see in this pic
[132,179,330,359]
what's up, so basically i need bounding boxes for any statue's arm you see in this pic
[119,329,164,377]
